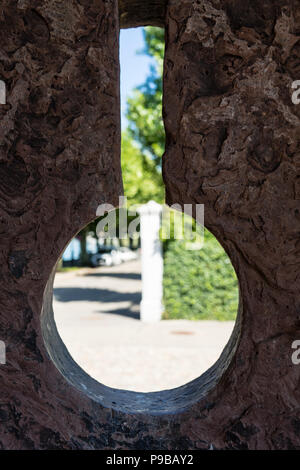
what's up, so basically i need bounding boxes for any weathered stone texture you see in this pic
[0,0,299,450]
[163,0,300,449]
[119,0,167,28]
[0,0,124,449]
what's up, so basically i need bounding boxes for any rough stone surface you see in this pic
[0,0,299,450]
[0,0,123,450]
[163,0,300,449]
[119,0,167,28]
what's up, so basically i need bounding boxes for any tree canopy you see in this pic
[126,27,165,168]
[121,130,164,207]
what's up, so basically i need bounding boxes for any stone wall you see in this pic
[163,0,300,449]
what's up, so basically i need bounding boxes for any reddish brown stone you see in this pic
[163,0,300,449]
[119,0,167,28]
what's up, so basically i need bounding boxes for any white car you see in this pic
[118,247,138,262]
[99,250,122,266]
[90,247,138,267]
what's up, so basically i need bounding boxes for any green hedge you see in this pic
[163,229,239,321]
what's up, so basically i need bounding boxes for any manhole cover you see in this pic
[171,331,195,335]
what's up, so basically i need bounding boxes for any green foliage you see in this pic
[141,27,165,70]
[160,208,204,252]
[57,266,82,273]
[126,27,165,167]
[127,27,238,321]
[121,131,164,207]
[77,27,165,255]
[163,229,239,321]
[77,27,239,325]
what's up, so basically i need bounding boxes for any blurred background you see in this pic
[53,27,239,393]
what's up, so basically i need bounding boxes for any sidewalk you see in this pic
[53,260,235,392]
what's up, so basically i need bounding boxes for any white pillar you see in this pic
[138,201,163,322]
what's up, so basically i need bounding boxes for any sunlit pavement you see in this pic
[53,260,235,392]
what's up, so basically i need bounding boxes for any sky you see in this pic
[119,28,155,128]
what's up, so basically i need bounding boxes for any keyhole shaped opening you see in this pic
[42,26,242,414]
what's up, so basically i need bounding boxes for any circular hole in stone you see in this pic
[41,207,241,414]
[41,27,241,414]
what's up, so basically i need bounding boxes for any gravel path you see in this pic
[53,260,235,392]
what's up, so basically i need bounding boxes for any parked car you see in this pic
[118,247,138,262]
[90,246,138,267]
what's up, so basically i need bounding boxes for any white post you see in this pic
[138,201,163,322]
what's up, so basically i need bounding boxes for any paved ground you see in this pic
[53,260,235,392]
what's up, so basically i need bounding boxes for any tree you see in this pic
[75,129,164,265]
[126,27,165,168]
[121,130,164,206]
[75,28,165,266]
[126,27,239,321]
[78,228,90,266]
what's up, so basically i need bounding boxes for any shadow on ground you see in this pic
[83,272,141,281]
[53,287,141,319]
[94,308,139,320]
